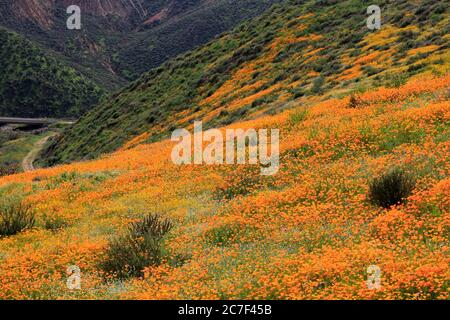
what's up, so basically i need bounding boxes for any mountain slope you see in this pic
[0,28,104,118]
[1,74,448,299]
[114,0,287,80]
[0,0,154,89]
[40,0,450,165]
[0,0,286,89]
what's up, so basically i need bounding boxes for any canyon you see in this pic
[0,0,283,89]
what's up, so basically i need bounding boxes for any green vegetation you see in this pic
[115,0,286,80]
[369,168,416,209]
[0,198,35,237]
[206,225,239,247]
[99,214,173,279]
[41,214,68,232]
[0,129,53,172]
[0,28,105,118]
[40,0,449,165]
[0,0,284,90]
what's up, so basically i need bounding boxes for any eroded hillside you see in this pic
[0,0,284,90]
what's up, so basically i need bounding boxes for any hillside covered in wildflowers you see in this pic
[0,75,448,299]
[0,0,448,301]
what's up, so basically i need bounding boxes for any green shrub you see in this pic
[369,168,416,209]
[311,76,325,94]
[290,87,306,99]
[0,201,35,237]
[42,214,68,232]
[206,225,238,246]
[99,214,173,279]
[362,65,382,76]
[385,73,408,88]
[290,108,309,124]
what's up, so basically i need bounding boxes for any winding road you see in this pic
[22,133,58,172]
[0,117,72,172]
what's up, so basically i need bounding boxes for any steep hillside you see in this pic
[0,74,448,299]
[0,28,104,118]
[0,0,180,89]
[0,0,199,31]
[114,0,287,80]
[41,0,449,165]
[0,0,285,89]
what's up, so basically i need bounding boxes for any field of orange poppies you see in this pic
[0,74,448,299]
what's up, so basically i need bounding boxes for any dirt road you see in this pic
[22,133,57,171]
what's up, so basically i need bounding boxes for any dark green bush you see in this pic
[99,214,173,279]
[0,201,35,237]
[206,225,238,247]
[369,168,416,209]
[292,88,306,99]
[42,214,68,232]
[362,65,382,76]
[311,76,325,94]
